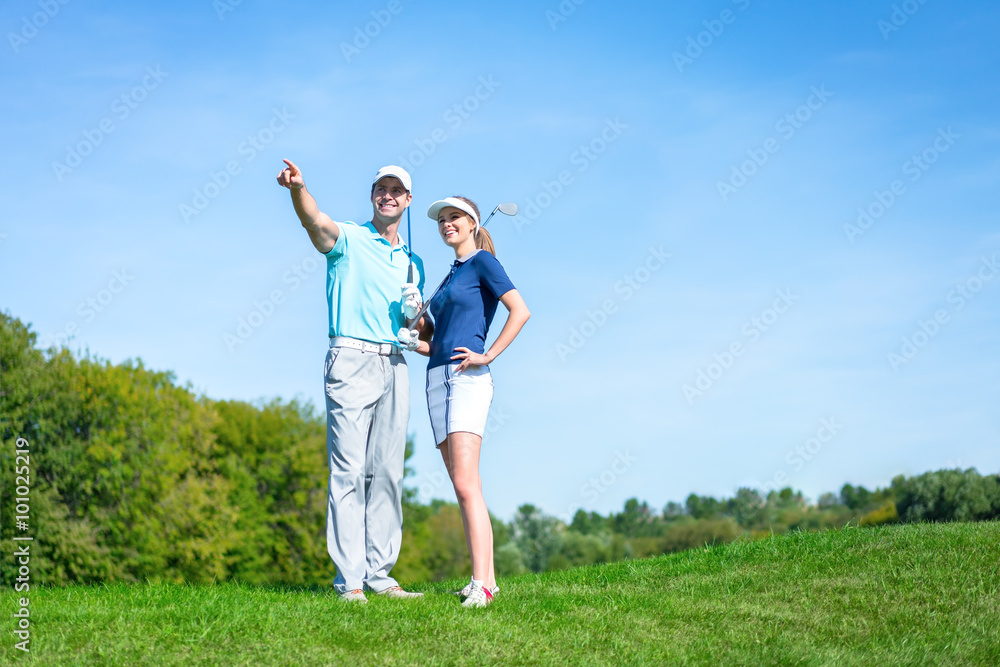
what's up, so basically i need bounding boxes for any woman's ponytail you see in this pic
[452,196,497,256]
[475,226,496,255]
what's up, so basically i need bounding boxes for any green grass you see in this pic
[3,522,999,665]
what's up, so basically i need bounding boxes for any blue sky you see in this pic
[2,0,998,521]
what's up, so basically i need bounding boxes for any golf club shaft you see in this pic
[480,205,501,228]
[406,202,516,327]
[407,207,414,283]
[407,272,450,328]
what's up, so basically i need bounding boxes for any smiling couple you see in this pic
[276,160,529,607]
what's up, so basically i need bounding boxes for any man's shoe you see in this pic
[339,589,368,604]
[378,586,424,599]
[461,584,493,608]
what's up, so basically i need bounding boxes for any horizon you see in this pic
[2,0,998,521]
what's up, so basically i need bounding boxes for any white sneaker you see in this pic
[461,584,494,608]
[339,589,368,604]
[377,586,424,599]
[455,579,499,598]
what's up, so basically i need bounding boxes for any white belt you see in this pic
[329,336,401,356]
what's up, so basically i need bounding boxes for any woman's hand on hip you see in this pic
[451,347,490,373]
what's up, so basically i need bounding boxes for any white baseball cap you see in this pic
[372,165,412,192]
[426,197,480,226]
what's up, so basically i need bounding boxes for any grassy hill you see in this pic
[2,522,998,665]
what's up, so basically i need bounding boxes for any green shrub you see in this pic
[893,469,1000,523]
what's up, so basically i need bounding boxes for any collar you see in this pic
[364,220,408,252]
[455,248,481,264]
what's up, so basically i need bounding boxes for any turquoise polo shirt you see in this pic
[324,221,425,344]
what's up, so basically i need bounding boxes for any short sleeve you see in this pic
[323,221,350,264]
[474,252,515,299]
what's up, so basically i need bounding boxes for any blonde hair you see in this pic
[452,196,496,256]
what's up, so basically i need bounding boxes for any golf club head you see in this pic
[481,203,518,227]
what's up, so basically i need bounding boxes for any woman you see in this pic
[399,196,530,608]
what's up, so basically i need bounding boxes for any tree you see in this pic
[659,518,740,553]
[2,314,116,584]
[726,487,765,528]
[817,492,840,509]
[840,483,873,510]
[893,469,1000,523]
[685,493,721,519]
[613,498,658,537]
[512,504,561,573]
[551,531,610,569]
[494,542,526,576]
[766,487,805,509]
[662,501,685,521]
[570,509,607,535]
[1,312,331,585]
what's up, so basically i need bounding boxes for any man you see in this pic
[276,159,425,602]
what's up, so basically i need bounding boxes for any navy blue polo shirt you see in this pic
[427,249,515,370]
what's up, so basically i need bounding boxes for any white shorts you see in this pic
[425,363,494,446]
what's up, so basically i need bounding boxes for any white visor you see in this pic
[427,197,479,226]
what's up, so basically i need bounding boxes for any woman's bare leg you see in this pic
[440,431,495,589]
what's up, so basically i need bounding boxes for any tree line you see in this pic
[2,311,998,587]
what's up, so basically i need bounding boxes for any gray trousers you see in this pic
[324,345,408,593]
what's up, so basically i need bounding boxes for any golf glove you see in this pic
[396,327,420,352]
[401,283,421,320]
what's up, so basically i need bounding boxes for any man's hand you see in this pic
[402,283,421,320]
[396,327,420,352]
[277,158,339,253]
[277,159,305,190]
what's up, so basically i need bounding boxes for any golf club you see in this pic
[406,206,414,283]
[480,202,518,228]
[404,202,518,329]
